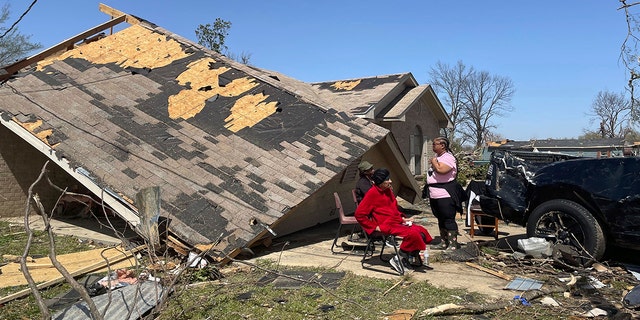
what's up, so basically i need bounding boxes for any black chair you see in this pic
[361,231,404,275]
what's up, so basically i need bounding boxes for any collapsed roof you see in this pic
[0,5,403,262]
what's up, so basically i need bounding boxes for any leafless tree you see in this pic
[459,71,515,149]
[619,1,640,122]
[428,61,473,144]
[430,61,515,149]
[586,90,632,138]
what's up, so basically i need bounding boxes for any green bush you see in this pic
[456,158,488,185]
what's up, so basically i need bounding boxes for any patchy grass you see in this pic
[154,260,579,320]
[156,262,483,320]
[0,220,94,259]
[0,220,103,319]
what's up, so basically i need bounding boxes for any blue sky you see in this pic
[4,0,631,141]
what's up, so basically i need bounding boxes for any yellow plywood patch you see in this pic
[14,118,57,148]
[33,24,272,130]
[168,57,259,119]
[36,24,190,70]
[224,93,278,132]
[331,79,361,91]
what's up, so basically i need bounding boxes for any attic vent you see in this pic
[269,75,280,81]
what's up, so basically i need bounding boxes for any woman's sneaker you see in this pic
[390,255,405,274]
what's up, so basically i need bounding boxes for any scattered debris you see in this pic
[52,281,165,320]
[505,277,544,291]
[539,296,561,307]
[421,303,464,316]
[0,245,143,304]
[517,237,552,258]
[582,307,608,317]
[513,295,531,306]
[257,271,345,290]
[624,284,640,309]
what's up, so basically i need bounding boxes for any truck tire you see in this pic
[527,199,606,265]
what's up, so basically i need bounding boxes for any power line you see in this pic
[0,0,39,39]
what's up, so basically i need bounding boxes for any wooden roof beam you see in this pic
[0,14,128,81]
[98,3,141,25]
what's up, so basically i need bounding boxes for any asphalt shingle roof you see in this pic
[0,22,387,260]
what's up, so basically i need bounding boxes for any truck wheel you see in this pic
[527,199,606,265]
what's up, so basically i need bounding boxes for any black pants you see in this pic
[429,197,458,231]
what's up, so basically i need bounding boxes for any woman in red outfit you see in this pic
[355,168,432,271]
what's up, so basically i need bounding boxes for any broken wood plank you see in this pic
[465,262,514,281]
[166,234,190,256]
[0,245,145,305]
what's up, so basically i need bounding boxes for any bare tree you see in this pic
[460,71,515,149]
[428,60,473,143]
[619,2,640,124]
[429,61,515,149]
[0,3,41,66]
[586,90,632,138]
[226,50,253,65]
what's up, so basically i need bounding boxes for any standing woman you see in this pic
[425,137,461,250]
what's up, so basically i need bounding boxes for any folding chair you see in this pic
[351,189,359,206]
[330,192,364,254]
[361,231,404,275]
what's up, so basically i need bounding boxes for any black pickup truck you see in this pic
[479,150,640,265]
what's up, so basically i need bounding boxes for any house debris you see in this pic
[0,4,424,264]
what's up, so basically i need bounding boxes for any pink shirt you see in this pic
[426,152,457,199]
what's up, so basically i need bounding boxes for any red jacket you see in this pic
[354,185,404,234]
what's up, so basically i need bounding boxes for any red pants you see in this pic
[380,223,432,252]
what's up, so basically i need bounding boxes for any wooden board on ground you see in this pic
[0,246,138,288]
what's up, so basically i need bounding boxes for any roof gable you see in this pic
[310,74,412,116]
[309,74,451,127]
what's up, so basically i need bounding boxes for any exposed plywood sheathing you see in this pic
[224,93,279,132]
[13,118,57,148]
[331,80,361,91]
[169,57,260,120]
[37,24,190,71]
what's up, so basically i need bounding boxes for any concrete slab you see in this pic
[1,214,137,246]
[244,206,528,301]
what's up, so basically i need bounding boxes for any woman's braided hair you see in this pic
[434,136,459,178]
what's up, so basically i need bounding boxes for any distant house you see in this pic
[0,5,442,262]
[483,138,640,159]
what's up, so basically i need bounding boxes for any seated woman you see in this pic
[355,168,432,273]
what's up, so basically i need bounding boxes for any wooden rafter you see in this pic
[0,3,142,81]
